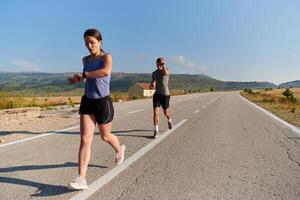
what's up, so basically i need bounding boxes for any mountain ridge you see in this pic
[0,72,297,95]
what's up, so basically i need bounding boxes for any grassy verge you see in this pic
[0,95,82,110]
[240,88,300,127]
[0,88,215,110]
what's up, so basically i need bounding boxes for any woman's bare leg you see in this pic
[78,114,96,178]
[98,122,121,153]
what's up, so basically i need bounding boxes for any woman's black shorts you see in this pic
[79,95,114,124]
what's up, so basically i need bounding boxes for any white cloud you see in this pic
[168,55,207,74]
[10,59,43,72]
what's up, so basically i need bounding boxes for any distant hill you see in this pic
[222,81,277,90]
[0,72,82,95]
[0,72,279,95]
[278,80,300,88]
[111,72,224,91]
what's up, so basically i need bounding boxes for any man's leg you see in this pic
[163,108,173,129]
[163,108,171,121]
[163,95,172,129]
[153,107,160,138]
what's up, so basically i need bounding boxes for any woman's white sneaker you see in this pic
[115,144,126,165]
[69,176,88,190]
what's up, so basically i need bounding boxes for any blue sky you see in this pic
[0,0,299,84]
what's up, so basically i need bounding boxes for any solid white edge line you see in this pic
[240,94,300,136]
[0,125,80,148]
[69,119,188,200]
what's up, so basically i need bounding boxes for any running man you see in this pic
[67,28,125,190]
[150,57,173,139]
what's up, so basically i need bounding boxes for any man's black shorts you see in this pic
[153,93,170,109]
[79,95,114,124]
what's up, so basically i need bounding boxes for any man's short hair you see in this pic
[156,57,165,64]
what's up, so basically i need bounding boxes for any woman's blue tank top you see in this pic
[83,56,110,99]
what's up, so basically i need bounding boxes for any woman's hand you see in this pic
[74,73,85,82]
[68,73,84,84]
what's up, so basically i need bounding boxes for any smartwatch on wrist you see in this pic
[82,71,87,78]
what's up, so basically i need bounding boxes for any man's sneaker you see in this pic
[69,176,88,190]
[115,144,126,165]
[153,131,160,139]
[168,121,173,129]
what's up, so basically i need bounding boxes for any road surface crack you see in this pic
[115,166,150,200]
[279,143,300,167]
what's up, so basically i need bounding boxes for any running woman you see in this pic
[150,57,173,139]
[67,28,125,190]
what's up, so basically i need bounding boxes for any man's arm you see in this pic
[150,72,156,89]
[161,64,169,75]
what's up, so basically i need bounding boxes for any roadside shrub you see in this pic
[41,98,49,108]
[282,88,297,104]
[68,97,75,107]
[265,88,273,91]
[130,96,138,100]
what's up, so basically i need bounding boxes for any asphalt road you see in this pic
[1,92,300,200]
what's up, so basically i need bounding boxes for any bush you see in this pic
[68,97,75,107]
[264,88,273,91]
[243,88,254,94]
[282,88,297,104]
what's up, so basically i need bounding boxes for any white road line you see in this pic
[194,110,199,114]
[240,94,300,136]
[128,109,144,114]
[204,94,225,106]
[209,94,224,104]
[69,119,188,200]
[0,125,80,148]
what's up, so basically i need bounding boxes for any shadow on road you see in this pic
[0,129,157,138]
[112,129,154,139]
[0,162,107,197]
[0,176,73,197]
[0,131,42,136]
[0,161,107,173]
